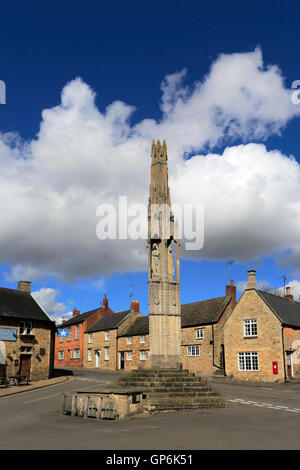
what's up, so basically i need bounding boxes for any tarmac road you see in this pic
[0,368,300,450]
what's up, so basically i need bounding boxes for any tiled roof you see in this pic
[118,296,232,336]
[86,310,131,333]
[181,296,231,327]
[118,315,149,337]
[0,287,53,323]
[58,308,101,328]
[257,290,300,328]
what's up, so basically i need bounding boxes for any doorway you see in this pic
[119,352,125,370]
[95,350,101,368]
[19,354,31,378]
[286,352,293,378]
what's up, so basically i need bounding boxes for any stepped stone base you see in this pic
[109,368,227,412]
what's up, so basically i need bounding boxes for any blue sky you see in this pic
[1,0,300,320]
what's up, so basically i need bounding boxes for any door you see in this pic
[95,350,100,368]
[19,355,31,378]
[119,352,125,370]
[286,352,293,377]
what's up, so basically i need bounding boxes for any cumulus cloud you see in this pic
[31,287,71,323]
[0,48,300,282]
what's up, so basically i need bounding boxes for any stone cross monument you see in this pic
[148,139,182,369]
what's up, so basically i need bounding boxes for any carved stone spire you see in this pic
[148,139,181,369]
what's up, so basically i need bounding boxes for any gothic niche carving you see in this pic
[151,243,160,278]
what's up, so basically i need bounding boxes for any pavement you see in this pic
[0,375,72,398]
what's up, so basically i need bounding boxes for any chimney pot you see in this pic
[247,270,257,289]
[102,294,108,308]
[17,281,31,293]
[131,300,140,313]
[226,281,236,307]
[72,308,80,317]
[285,286,294,302]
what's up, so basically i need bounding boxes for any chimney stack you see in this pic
[17,281,31,294]
[285,286,294,302]
[131,300,140,313]
[226,279,236,307]
[247,270,257,289]
[72,308,80,317]
[102,294,108,308]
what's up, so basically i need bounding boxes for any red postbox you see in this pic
[272,361,278,374]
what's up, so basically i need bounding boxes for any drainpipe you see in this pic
[281,326,287,382]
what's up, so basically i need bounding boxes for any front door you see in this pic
[286,352,293,377]
[119,352,125,370]
[95,350,100,368]
[19,354,31,378]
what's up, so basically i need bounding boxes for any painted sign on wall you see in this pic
[0,328,17,341]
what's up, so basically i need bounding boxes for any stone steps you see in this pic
[108,368,227,412]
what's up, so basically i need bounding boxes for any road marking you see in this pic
[229,399,300,414]
[24,394,60,404]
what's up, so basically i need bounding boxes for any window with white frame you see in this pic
[105,347,109,361]
[238,352,259,371]
[73,348,80,359]
[60,336,63,343]
[75,325,79,340]
[88,333,93,344]
[19,321,32,335]
[127,336,132,344]
[244,319,258,337]
[127,351,132,361]
[88,348,93,362]
[140,350,146,360]
[196,328,204,339]
[58,350,64,360]
[140,335,146,344]
[105,330,110,341]
[187,345,200,356]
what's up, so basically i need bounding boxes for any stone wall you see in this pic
[84,329,118,370]
[224,289,285,382]
[118,334,150,371]
[0,318,54,380]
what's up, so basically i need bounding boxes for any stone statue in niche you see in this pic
[168,242,175,279]
[152,243,160,277]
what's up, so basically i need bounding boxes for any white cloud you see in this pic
[31,287,69,323]
[0,48,300,281]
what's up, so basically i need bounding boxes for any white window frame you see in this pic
[187,345,200,357]
[88,348,93,362]
[238,352,259,371]
[140,350,146,361]
[73,348,80,359]
[127,336,132,344]
[140,335,146,344]
[75,325,79,340]
[20,321,32,335]
[58,350,64,360]
[196,328,204,339]
[104,347,109,361]
[244,319,258,338]
[88,333,93,344]
[105,330,110,341]
[127,351,132,361]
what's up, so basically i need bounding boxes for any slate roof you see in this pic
[0,287,54,324]
[181,296,231,327]
[257,290,300,328]
[118,296,232,336]
[58,308,101,328]
[86,310,131,333]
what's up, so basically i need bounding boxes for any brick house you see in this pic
[84,300,141,370]
[54,295,114,368]
[0,281,56,381]
[117,284,236,374]
[224,270,300,382]
[118,315,149,370]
